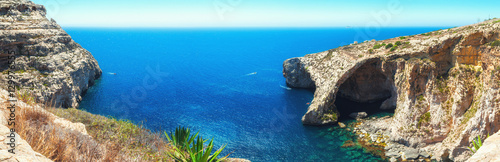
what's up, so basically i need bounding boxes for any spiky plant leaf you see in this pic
[477,135,482,147]
[468,146,476,153]
[164,126,230,162]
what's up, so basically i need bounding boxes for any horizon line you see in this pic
[61,25,454,28]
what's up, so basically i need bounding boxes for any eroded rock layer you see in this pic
[283,19,500,161]
[0,0,102,108]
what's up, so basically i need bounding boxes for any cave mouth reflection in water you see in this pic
[334,95,394,121]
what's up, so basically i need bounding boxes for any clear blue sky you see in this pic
[31,0,500,27]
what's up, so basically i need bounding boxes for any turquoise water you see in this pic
[69,27,445,161]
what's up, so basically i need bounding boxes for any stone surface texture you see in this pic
[0,0,102,108]
[0,0,101,161]
[284,19,500,161]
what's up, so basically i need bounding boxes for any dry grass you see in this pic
[14,105,112,161]
[0,91,134,162]
[48,107,172,161]
[1,90,184,161]
[0,95,241,162]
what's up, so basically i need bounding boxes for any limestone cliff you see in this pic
[283,19,500,161]
[0,0,102,108]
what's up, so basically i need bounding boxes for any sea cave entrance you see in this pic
[334,59,396,121]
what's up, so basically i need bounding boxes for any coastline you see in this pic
[1,0,499,161]
[283,18,500,161]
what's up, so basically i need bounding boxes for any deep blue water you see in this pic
[68,27,446,161]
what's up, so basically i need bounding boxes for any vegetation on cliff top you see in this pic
[6,91,233,161]
[5,94,126,161]
[165,126,229,162]
[49,107,171,161]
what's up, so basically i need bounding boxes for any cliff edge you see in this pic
[0,0,102,108]
[283,19,500,161]
[0,0,101,160]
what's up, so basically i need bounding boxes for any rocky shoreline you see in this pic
[283,19,500,161]
[348,115,433,161]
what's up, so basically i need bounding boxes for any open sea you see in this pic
[68,27,445,161]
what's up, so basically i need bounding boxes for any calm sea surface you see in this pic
[68,27,446,161]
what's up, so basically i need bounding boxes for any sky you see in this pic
[31,0,500,27]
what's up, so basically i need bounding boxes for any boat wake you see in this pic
[245,72,257,76]
[280,85,292,90]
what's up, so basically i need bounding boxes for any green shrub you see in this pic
[358,54,364,58]
[417,112,431,128]
[417,95,425,102]
[385,43,393,49]
[368,49,374,54]
[15,69,26,73]
[395,41,402,46]
[373,43,385,49]
[490,40,500,46]
[399,36,406,40]
[421,33,431,36]
[390,47,396,52]
[165,126,228,162]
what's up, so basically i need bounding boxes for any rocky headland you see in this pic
[0,0,102,108]
[283,19,500,161]
[0,0,103,160]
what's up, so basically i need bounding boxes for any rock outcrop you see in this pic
[0,124,52,162]
[467,131,500,162]
[283,19,500,161]
[0,0,102,108]
[0,0,101,160]
[0,89,91,161]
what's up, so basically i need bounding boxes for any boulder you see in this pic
[338,122,346,128]
[349,112,367,119]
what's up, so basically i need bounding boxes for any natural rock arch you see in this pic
[334,59,397,120]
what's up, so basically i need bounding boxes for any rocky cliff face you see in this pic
[283,19,500,161]
[0,0,102,108]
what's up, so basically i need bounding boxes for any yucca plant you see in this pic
[166,126,198,151]
[186,136,227,162]
[165,126,229,162]
[468,133,490,154]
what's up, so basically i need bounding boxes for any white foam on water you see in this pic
[245,72,257,76]
[280,85,292,90]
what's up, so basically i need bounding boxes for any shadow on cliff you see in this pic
[334,59,397,121]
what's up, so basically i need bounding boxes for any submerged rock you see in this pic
[349,112,368,119]
[341,140,355,148]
